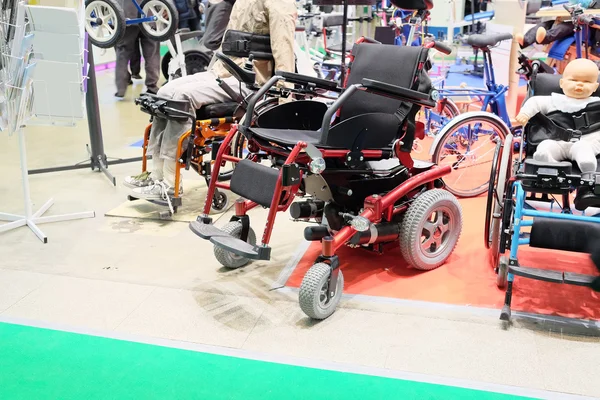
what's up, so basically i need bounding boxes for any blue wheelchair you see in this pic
[84,0,178,48]
[486,70,600,324]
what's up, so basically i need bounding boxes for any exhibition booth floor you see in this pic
[1,70,600,399]
[283,197,600,322]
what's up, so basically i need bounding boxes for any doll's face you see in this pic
[560,60,600,99]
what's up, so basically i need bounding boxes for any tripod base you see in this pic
[0,199,95,243]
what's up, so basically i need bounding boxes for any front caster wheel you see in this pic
[496,256,508,289]
[210,190,229,214]
[299,263,344,320]
[213,221,256,269]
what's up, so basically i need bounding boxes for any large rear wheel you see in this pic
[432,113,510,198]
[484,134,514,268]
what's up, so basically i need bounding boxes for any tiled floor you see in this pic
[1,69,600,398]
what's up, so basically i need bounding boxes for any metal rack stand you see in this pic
[27,35,145,186]
[0,2,95,243]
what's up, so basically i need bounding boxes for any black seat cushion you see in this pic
[524,157,600,175]
[248,128,322,147]
[196,102,239,120]
[467,33,513,49]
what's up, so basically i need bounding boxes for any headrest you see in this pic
[529,73,600,97]
[389,0,433,10]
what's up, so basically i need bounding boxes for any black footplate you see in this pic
[189,221,270,260]
[509,265,597,287]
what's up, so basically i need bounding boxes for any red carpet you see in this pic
[286,197,600,321]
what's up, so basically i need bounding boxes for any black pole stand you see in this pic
[340,0,348,84]
[28,37,145,186]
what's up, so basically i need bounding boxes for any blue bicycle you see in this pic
[425,33,524,198]
[84,0,178,48]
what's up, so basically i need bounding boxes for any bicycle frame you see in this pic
[126,0,157,25]
[431,49,511,127]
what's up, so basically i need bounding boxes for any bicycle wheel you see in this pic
[432,113,510,198]
[84,0,126,48]
[139,0,179,42]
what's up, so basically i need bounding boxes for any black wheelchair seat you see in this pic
[467,33,513,49]
[196,102,239,120]
[215,52,255,86]
[523,159,573,175]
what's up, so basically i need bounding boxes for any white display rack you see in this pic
[0,1,94,243]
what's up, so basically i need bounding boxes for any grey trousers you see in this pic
[146,70,248,188]
[115,26,160,95]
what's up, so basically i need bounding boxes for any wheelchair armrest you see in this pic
[275,70,339,91]
[360,78,436,108]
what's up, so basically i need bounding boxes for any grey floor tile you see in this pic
[2,275,155,331]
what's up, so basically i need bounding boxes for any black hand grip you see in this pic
[433,41,452,55]
[361,78,430,101]
[275,70,339,90]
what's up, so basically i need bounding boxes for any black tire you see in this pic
[160,52,172,80]
[399,189,463,271]
[484,139,502,250]
[485,134,513,268]
[299,263,344,320]
[84,0,126,49]
[210,190,229,214]
[497,256,509,289]
[139,0,179,42]
[432,114,510,198]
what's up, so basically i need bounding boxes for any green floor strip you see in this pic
[0,322,534,400]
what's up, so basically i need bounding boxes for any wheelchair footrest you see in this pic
[189,220,269,260]
[509,265,598,287]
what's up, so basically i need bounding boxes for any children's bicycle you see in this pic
[84,0,178,48]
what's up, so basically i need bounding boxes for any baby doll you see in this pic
[516,58,600,180]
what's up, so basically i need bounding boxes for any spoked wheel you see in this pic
[161,51,211,80]
[432,113,510,198]
[399,189,463,270]
[139,0,179,42]
[213,221,256,269]
[484,134,514,268]
[84,0,126,48]
[299,263,344,320]
[210,190,229,214]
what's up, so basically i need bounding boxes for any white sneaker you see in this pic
[123,171,155,189]
[130,181,183,200]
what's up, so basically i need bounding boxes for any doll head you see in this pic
[559,58,600,99]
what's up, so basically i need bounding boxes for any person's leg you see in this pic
[533,139,569,163]
[115,26,141,97]
[130,36,142,79]
[132,72,234,198]
[139,32,161,94]
[570,139,598,176]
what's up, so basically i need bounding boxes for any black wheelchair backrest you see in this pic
[340,43,430,122]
